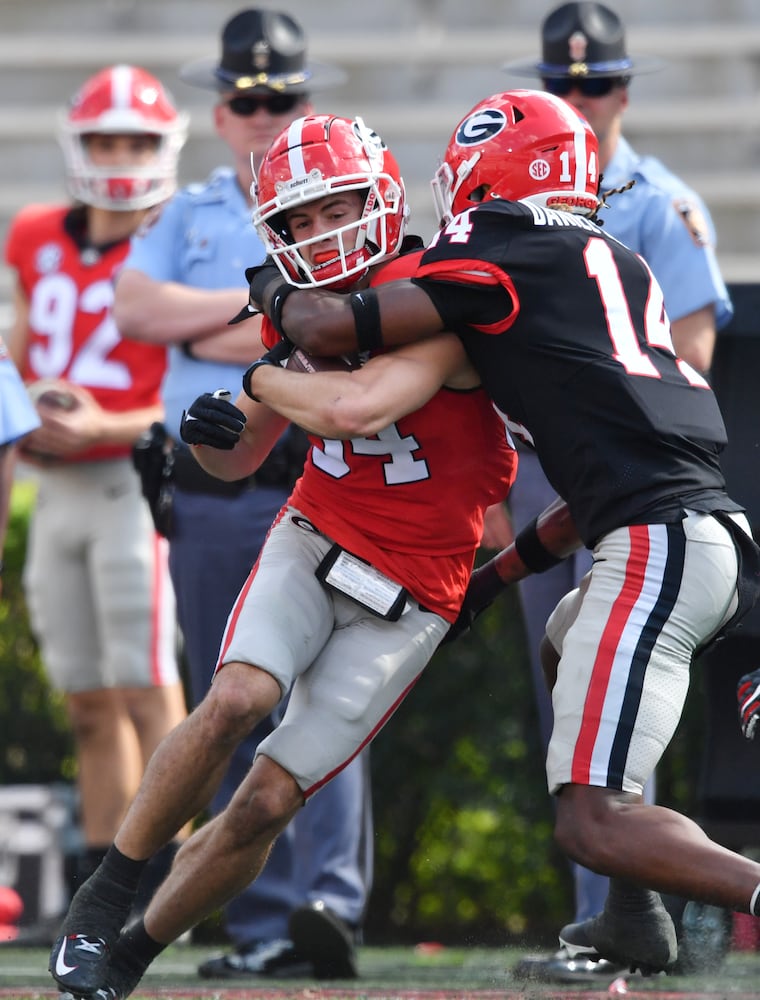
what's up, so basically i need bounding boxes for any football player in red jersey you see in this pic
[243,90,760,977]
[4,65,190,906]
[48,114,517,1000]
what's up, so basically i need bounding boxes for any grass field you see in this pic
[2,944,760,999]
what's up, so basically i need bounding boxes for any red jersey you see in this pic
[262,251,517,620]
[4,204,167,462]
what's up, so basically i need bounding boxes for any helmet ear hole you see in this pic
[468,184,490,204]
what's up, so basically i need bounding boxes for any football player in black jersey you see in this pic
[246,89,760,976]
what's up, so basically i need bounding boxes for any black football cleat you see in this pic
[559,893,677,976]
[288,900,358,979]
[50,934,109,997]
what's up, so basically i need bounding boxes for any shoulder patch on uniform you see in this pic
[135,203,165,238]
[673,198,712,248]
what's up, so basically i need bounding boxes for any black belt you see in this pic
[173,446,290,498]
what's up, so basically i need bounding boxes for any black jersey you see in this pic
[413,200,740,546]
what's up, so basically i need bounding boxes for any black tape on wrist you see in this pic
[349,288,383,353]
[242,339,293,401]
[268,282,297,337]
[242,359,267,402]
[514,517,563,574]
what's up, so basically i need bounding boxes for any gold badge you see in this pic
[568,31,590,75]
[252,41,270,71]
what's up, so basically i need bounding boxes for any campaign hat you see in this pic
[504,2,661,78]
[180,8,346,94]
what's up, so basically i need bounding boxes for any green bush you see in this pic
[367,586,573,947]
[0,481,75,784]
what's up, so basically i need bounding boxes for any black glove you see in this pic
[180,390,246,450]
[242,339,293,401]
[440,560,506,645]
[738,666,760,740]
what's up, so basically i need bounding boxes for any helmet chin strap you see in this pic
[319,266,370,293]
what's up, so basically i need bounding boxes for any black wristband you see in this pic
[247,262,280,302]
[180,341,196,359]
[268,282,297,337]
[242,358,272,402]
[349,288,384,353]
[0,558,4,575]
[241,262,294,334]
[514,517,563,574]
[242,340,292,402]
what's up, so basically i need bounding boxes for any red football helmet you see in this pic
[431,89,600,226]
[252,115,408,290]
[58,64,188,211]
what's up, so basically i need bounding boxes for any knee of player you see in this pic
[65,689,121,740]
[202,672,270,742]
[225,765,302,838]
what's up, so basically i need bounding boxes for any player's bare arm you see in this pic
[255,273,446,355]
[490,496,582,586]
[247,334,474,439]
[25,389,164,459]
[114,268,252,347]
[446,497,583,644]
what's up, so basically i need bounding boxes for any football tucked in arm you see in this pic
[285,348,359,374]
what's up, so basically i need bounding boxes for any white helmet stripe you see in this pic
[111,64,133,110]
[573,118,587,193]
[286,117,307,178]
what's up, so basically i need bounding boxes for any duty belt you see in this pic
[173,446,291,497]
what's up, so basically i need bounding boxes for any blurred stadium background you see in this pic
[1,0,760,337]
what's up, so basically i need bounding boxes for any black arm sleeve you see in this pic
[410,277,514,332]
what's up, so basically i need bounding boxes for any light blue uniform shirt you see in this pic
[599,136,732,329]
[123,167,265,438]
[0,342,40,445]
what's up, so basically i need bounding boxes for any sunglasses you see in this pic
[542,76,628,98]
[225,93,302,117]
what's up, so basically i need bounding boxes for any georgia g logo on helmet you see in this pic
[456,109,507,146]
